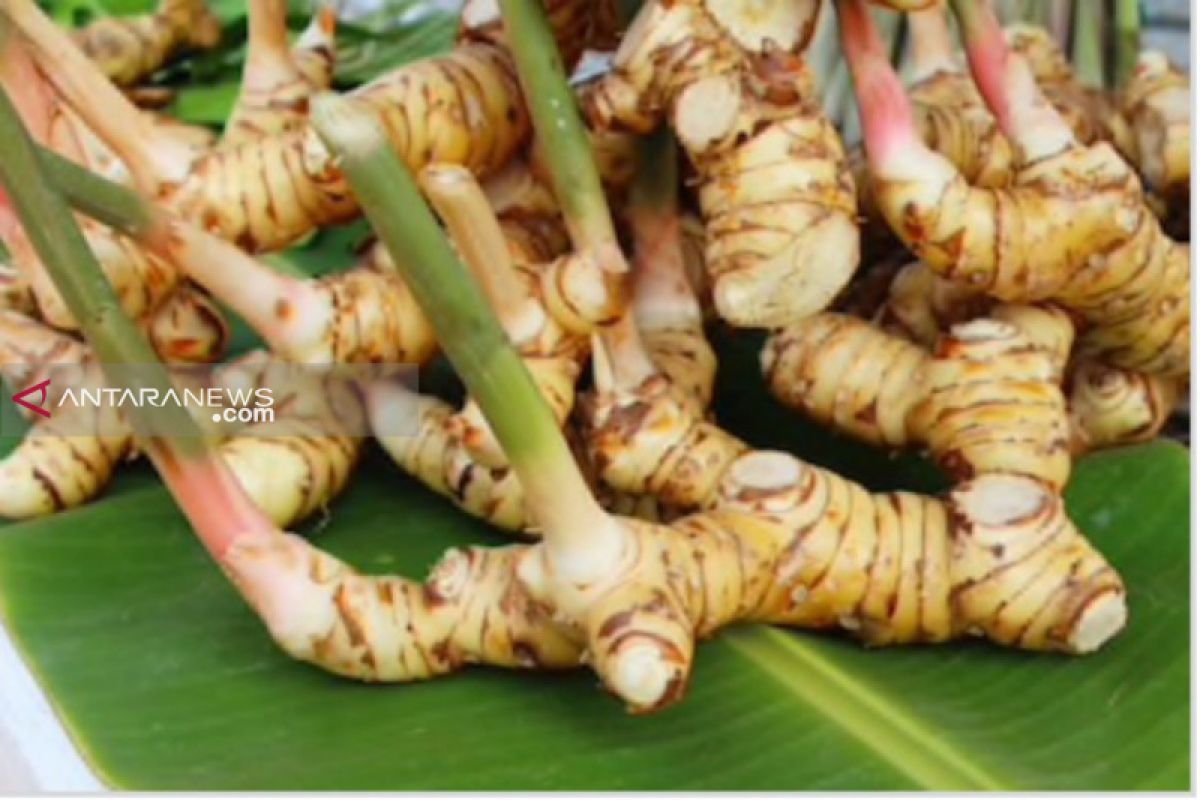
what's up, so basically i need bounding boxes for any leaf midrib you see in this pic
[726,627,1010,791]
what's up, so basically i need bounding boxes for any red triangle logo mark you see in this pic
[12,379,51,418]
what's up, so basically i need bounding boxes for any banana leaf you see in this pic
[45,0,458,127]
[2,0,1190,790]
[0,323,1189,790]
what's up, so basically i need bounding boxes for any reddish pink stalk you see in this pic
[948,0,1014,134]
[0,35,279,563]
[0,36,53,143]
[948,0,1075,160]
[836,0,921,172]
[145,442,278,560]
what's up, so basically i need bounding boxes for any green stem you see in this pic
[1018,0,1041,24]
[1071,0,1105,89]
[0,86,200,450]
[310,93,620,566]
[496,0,626,278]
[38,146,322,356]
[37,147,157,238]
[0,80,293,560]
[0,79,279,560]
[1114,0,1141,88]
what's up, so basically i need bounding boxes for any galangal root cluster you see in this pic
[854,259,1183,455]
[583,304,1123,656]
[0,0,1187,715]
[240,298,1124,713]
[582,0,859,328]
[840,0,1189,386]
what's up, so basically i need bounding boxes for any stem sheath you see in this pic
[908,3,958,82]
[1071,0,1105,89]
[311,93,619,566]
[0,78,283,565]
[630,126,677,215]
[1114,0,1141,88]
[629,127,693,325]
[497,0,627,281]
[0,85,196,447]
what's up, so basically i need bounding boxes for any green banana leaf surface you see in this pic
[0,321,1189,790]
[2,0,1192,790]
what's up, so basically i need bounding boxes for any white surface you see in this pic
[0,623,102,792]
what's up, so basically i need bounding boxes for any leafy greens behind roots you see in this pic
[0,334,1188,789]
[0,0,1188,790]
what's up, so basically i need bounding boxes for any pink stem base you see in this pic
[837,0,921,172]
[145,441,279,561]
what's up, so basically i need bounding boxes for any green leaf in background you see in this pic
[45,0,458,128]
[4,0,1189,790]
[167,81,242,126]
[0,327,1189,790]
[166,7,459,127]
[332,14,458,85]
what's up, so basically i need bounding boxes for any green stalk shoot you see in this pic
[1114,0,1141,88]
[496,0,627,284]
[1071,0,1106,89]
[0,78,271,560]
[310,93,623,575]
